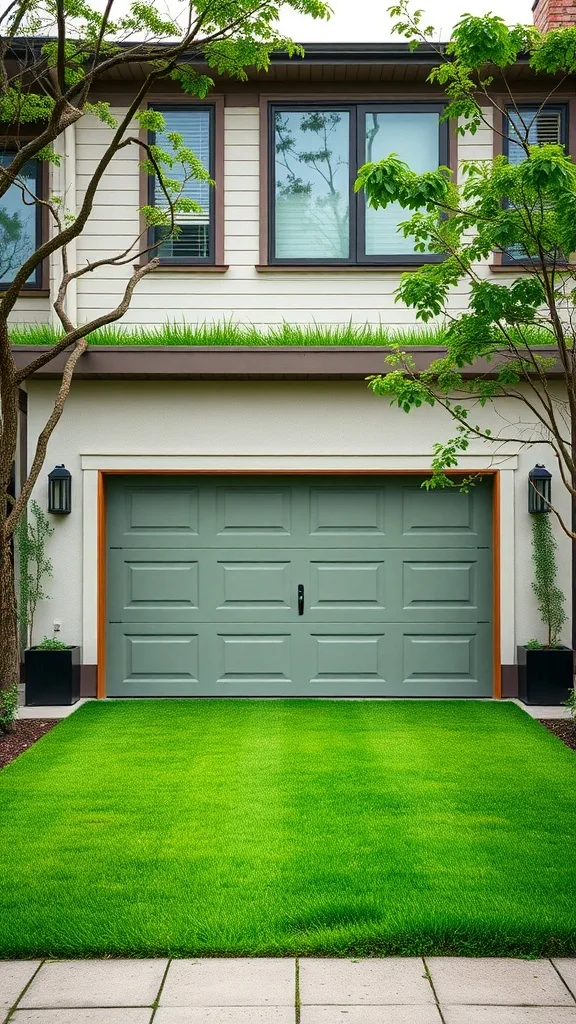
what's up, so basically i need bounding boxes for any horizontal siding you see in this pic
[8,298,51,327]
[71,102,500,329]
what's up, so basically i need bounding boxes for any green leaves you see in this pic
[448,14,531,68]
[356,156,451,213]
[84,102,118,130]
[531,26,576,74]
[531,513,567,648]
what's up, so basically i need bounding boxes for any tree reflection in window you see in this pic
[0,154,38,285]
[274,110,350,260]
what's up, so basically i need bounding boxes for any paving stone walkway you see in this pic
[2,958,576,1023]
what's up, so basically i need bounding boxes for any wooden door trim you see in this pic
[96,467,501,700]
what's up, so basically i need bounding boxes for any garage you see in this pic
[105,474,493,697]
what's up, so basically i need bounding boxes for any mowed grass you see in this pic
[1,699,576,959]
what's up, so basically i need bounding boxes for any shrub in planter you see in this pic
[518,515,573,706]
[25,637,81,707]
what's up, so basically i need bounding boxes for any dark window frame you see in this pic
[147,102,216,267]
[268,101,449,267]
[0,149,44,290]
[502,103,568,266]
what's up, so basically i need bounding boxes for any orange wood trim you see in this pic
[492,470,502,699]
[97,471,106,699]
[100,468,498,476]
[96,466,501,699]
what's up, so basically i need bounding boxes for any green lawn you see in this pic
[1,700,575,959]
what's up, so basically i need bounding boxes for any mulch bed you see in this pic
[540,719,576,751]
[0,719,58,770]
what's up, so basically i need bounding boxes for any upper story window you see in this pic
[503,104,567,263]
[0,150,43,288]
[148,105,214,265]
[269,103,448,266]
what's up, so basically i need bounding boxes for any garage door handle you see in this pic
[298,583,304,616]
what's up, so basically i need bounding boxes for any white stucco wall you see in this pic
[25,378,572,672]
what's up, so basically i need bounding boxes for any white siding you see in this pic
[70,104,499,330]
[8,297,51,327]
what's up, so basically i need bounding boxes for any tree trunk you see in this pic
[572,417,576,654]
[0,334,20,720]
[0,531,19,724]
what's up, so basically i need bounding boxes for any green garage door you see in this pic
[106,475,493,698]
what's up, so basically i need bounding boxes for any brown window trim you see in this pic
[139,95,225,269]
[259,94,454,269]
[136,263,229,273]
[255,264,425,273]
[0,139,49,293]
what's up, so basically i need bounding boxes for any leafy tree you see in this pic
[0,0,329,728]
[355,5,576,541]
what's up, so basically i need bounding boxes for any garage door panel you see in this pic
[108,549,200,622]
[214,484,293,540]
[307,629,389,685]
[307,553,388,620]
[401,625,491,697]
[308,486,387,540]
[212,629,293,688]
[107,624,200,697]
[212,553,296,618]
[107,480,200,547]
[399,549,491,622]
[400,483,491,546]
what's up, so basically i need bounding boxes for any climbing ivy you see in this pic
[531,514,567,649]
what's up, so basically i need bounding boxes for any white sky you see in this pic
[277,0,534,43]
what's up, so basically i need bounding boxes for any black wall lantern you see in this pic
[528,464,552,514]
[48,464,72,515]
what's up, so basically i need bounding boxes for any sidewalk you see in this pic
[2,957,576,1023]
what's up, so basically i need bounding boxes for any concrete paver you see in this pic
[554,961,576,999]
[4,957,576,1024]
[442,1008,576,1023]
[9,1011,152,1024]
[17,700,90,720]
[0,962,41,1011]
[513,701,571,719]
[159,959,295,1007]
[19,960,167,1009]
[154,1009,295,1023]
[300,1006,443,1022]
[427,958,575,1007]
[299,958,435,1005]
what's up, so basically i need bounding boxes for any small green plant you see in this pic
[531,514,567,649]
[0,682,19,734]
[36,636,68,651]
[17,501,54,649]
[525,638,543,650]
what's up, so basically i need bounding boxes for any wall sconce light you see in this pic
[528,464,552,514]
[48,464,72,515]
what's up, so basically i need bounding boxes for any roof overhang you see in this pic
[13,345,566,381]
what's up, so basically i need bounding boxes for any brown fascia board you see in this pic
[12,345,565,381]
[6,37,449,64]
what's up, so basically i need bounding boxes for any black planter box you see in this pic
[25,646,81,706]
[517,644,574,706]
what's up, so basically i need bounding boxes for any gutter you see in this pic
[12,345,566,382]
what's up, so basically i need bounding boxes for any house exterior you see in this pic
[7,0,575,701]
